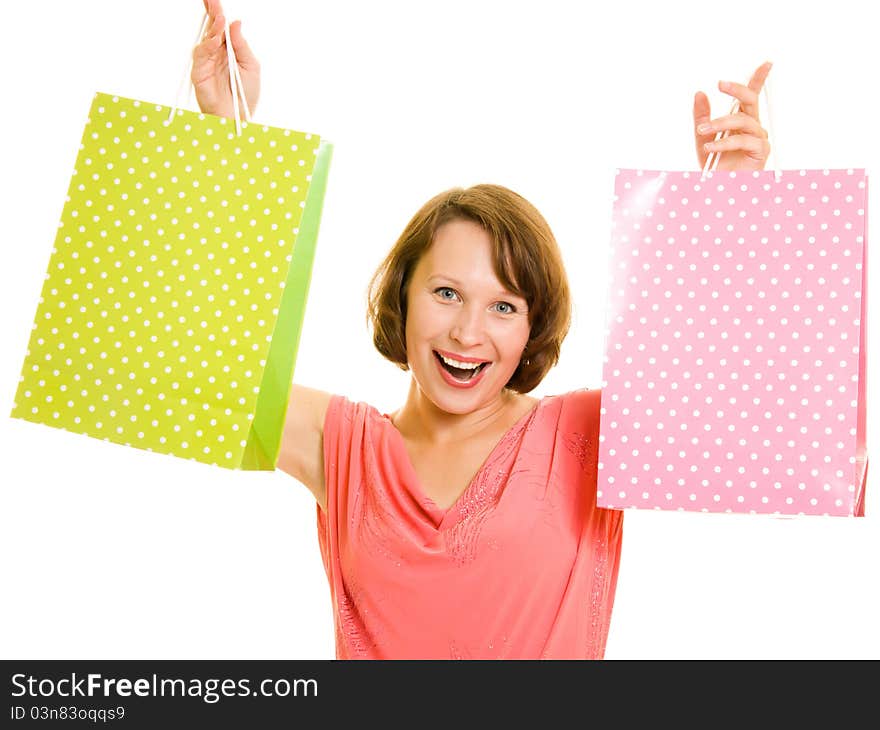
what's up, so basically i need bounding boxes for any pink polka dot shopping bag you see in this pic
[10,16,333,470]
[597,167,868,516]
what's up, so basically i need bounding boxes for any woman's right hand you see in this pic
[191,0,261,119]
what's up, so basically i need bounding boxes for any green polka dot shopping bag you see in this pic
[11,18,333,470]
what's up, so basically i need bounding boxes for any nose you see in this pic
[450,304,486,347]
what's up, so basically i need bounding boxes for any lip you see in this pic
[433,351,492,389]
[433,348,491,365]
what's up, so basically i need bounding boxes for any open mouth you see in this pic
[433,351,490,381]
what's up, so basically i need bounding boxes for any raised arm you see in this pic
[693,61,773,171]
[191,0,332,508]
[276,387,334,510]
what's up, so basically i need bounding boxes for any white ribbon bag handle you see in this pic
[167,10,252,136]
[701,71,779,182]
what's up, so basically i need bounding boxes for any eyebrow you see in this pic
[427,274,527,303]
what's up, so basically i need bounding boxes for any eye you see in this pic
[434,287,459,301]
[492,301,516,314]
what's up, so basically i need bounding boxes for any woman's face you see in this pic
[404,219,531,416]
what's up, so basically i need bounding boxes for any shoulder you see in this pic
[542,388,602,425]
[322,394,408,495]
[534,390,603,464]
[323,393,393,437]
[554,388,601,408]
[521,389,603,451]
[530,390,607,501]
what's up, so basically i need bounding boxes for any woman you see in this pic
[193,0,772,658]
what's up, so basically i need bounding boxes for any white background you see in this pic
[1,0,877,659]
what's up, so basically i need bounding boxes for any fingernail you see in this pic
[719,80,732,91]
[697,123,712,134]
[704,142,714,151]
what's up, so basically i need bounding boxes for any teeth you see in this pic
[439,353,485,370]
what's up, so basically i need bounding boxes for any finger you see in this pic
[693,91,712,165]
[193,15,225,60]
[193,32,223,64]
[703,133,769,159]
[699,112,768,139]
[203,0,224,20]
[693,91,711,127]
[192,18,226,69]
[717,79,762,119]
[747,61,773,95]
[229,20,259,68]
[202,0,225,40]
[207,11,226,41]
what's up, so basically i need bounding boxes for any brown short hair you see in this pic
[366,184,571,393]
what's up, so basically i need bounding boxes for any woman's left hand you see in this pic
[693,61,772,171]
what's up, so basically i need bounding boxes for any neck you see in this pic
[392,378,519,446]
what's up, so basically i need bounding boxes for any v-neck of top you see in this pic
[380,400,542,529]
[317,388,624,659]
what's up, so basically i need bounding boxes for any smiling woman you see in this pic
[10,0,808,659]
[278,183,625,659]
[7,0,872,667]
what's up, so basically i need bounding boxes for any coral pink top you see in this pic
[317,388,623,659]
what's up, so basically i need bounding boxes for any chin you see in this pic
[421,366,513,415]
